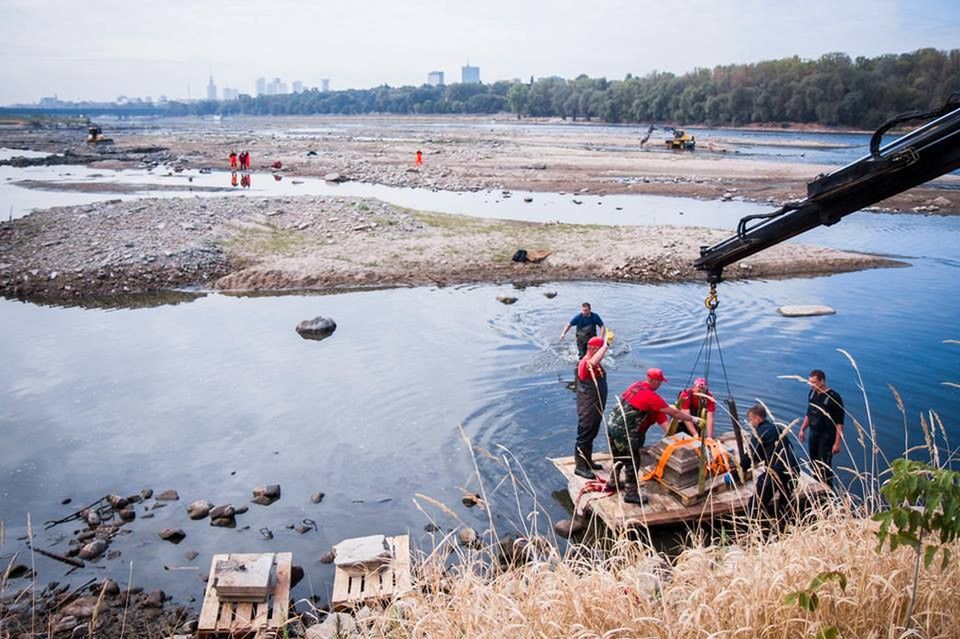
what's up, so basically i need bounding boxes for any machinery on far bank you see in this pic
[665,128,696,150]
[86,126,113,146]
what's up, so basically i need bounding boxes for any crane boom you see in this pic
[694,96,960,282]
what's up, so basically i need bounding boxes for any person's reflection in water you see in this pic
[230,172,238,187]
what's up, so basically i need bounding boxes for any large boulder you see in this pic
[777,305,836,317]
[296,317,337,341]
[186,500,212,520]
[252,484,281,506]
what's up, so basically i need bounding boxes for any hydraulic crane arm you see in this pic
[694,94,960,282]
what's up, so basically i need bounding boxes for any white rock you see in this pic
[777,305,836,317]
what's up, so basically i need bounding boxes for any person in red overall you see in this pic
[229,151,238,170]
[415,150,423,167]
[574,336,610,479]
[242,150,251,170]
[677,377,716,438]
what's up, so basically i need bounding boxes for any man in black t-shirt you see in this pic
[798,369,844,489]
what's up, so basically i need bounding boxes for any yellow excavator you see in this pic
[86,126,114,146]
[665,128,696,150]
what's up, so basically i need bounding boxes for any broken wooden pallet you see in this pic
[198,552,291,639]
[331,535,412,611]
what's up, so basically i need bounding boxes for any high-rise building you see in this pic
[461,64,480,84]
[292,80,303,93]
[320,79,330,92]
[427,71,444,86]
[206,75,218,100]
[222,87,239,100]
[255,77,267,96]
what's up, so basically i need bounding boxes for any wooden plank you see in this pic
[216,600,235,631]
[198,553,229,631]
[253,598,269,630]
[270,552,292,629]
[234,602,253,628]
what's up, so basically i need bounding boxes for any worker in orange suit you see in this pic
[415,150,423,166]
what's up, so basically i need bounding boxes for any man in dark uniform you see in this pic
[745,404,800,521]
[560,302,605,359]
[606,369,701,504]
[798,369,844,489]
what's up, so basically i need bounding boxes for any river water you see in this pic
[1,149,958,605]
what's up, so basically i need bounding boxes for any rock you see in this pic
[208,504,236,520]
[522,197,533,203]
[140,488,154,500]
[290,565,305,588]
[928,196,951,208]
[777,305,836,317]
[60,595,100,618]
[118,507,136,522]
[310,491,325,504]
[52,615,79,633]
[78,539,108,560]
[100,579,120,596]
[543,291,558,299]
[143,590,165,608]
[85,511,101,527]
[496,295,517,305]
[4,564,32,579]
[456,527,479,548]
[323,172,345,183]
[155,489,179,501]
[159,528,186,543]
[296,317,337,341]
[107,494,129,509]
[210,517,236,528]
[319,550,336,564]
[305,612,358,639]
[186,499,212,520]
[553,518,586,537]
[185,551,199,561]
[251,484,281,505]
[180,222,197,231]
[461,493,482,508]
[423,523,440,533]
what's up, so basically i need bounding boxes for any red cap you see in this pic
[647,368,668,382]
[587,336,605,348]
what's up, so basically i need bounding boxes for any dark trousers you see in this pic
[807,427,835,489]
[750,470,796,520]
[576,381,607,458]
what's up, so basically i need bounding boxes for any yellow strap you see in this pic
[641,437,731,482]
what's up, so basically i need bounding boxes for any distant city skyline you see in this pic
[1,0,957,104]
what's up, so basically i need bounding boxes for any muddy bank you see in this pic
[0,194,902,302]
[2,116,958,215]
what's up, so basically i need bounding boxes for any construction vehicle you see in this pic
[86,126,113,146]
[695,93,960,283]
[665,128,696,150]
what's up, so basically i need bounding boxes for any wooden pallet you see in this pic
[198,552,292,639]
[331,535,412,611]
[551,434,831,531]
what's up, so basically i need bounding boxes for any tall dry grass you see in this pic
[351,352,960,639]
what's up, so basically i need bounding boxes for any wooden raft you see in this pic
[198,552,292,639]
[332,535,412,611]
[551,434,831,530]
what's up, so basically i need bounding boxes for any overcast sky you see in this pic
[1,0,957,104]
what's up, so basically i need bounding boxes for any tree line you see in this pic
[164,49,959,129]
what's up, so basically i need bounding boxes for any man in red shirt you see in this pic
[574,336,609,479]
[606,368,702,504]
[676,377,716,438]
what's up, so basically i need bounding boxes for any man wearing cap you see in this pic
[606,369,702,504]
[676,377,716,438]
[560,302,605,360]
[573,335,610,479]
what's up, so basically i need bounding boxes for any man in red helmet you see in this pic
[606,368,702,504]
[677,377,716,438]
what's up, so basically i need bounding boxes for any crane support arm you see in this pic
[694,96,960,282]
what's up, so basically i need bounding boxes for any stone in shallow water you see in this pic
[777,305,836,317]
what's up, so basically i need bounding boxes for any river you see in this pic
[0,147,958,605]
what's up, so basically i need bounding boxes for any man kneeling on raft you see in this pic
[606,368,703,505]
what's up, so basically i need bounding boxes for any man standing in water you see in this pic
[560,302,605,359]
[574,336,610,479]
[798,369,844,489]
[606,369,701,504]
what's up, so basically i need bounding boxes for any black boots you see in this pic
[621,468,649,505]
[588,456,602,470]
[574,445,596,480]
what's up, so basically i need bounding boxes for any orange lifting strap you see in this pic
[641,437,731,482]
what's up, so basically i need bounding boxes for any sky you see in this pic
[0,0,957,104]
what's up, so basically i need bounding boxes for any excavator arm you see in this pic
[694,95,960,282]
